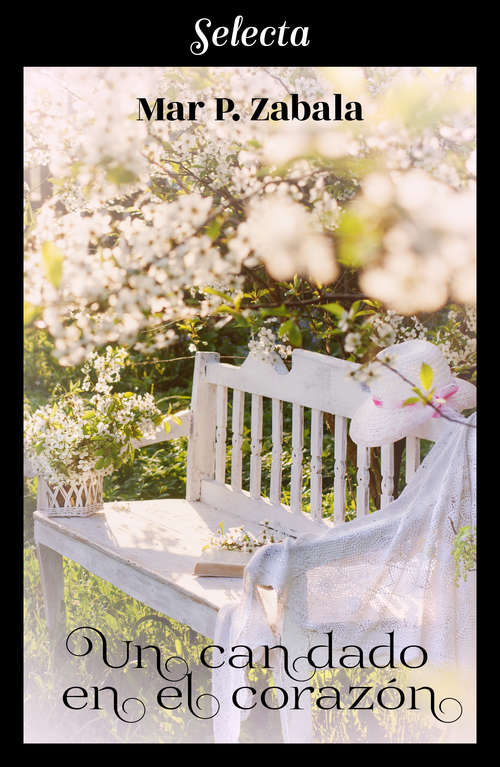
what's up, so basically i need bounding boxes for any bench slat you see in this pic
[215,385,228,484]
[334,415,347,523]
[310,409,323,522]
[290,403,304,514]
[132,409,192,449]
[270,398,283,505]
[250,394,264,500]
[356,445,370,516]
[405,436,421,483]
[380,444,395,508]
[231,389,245,492]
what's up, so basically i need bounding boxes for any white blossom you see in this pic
[24,347,163,483]
[24,66,476,361]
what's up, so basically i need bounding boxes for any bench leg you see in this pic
[36,543,66,644]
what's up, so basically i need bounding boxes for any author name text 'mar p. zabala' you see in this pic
[137,94,363,123]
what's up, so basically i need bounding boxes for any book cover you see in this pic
[23,39,477,744]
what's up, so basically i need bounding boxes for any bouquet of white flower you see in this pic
[193,521,289,577]
[24,346,164,487]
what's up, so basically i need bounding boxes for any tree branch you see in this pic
[240,293,368,310]
[379,360,476,429]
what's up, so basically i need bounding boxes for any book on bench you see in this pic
[193,549,253,577]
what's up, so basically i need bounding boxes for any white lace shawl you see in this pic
[212,412,476,743]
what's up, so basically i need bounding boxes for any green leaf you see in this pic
[419,362,434,392]
[164,419,171,435]
[320,302,345,318]
[279,319,302,347]
[402,397,420,406]
[351,300,362,315]
[232,314,249,327]
[353,309,375,318]
[205,217,222,240]
[105,164,139,185]
[42,241,64,288]
[214,304,239,316]
[203,287,232,301]
[24,301,41,326]
[260,305,289,318]
[172,415,182,426]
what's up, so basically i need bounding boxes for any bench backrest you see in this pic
[186,350,447,537]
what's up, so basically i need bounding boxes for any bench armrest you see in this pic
[23,409,192,478]
[132,408,192,448]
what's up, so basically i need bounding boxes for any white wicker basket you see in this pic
[37,472,105,517]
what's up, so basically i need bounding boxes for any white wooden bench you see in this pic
[33,349,449,644]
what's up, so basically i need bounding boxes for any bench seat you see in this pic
[34,499,257,640]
